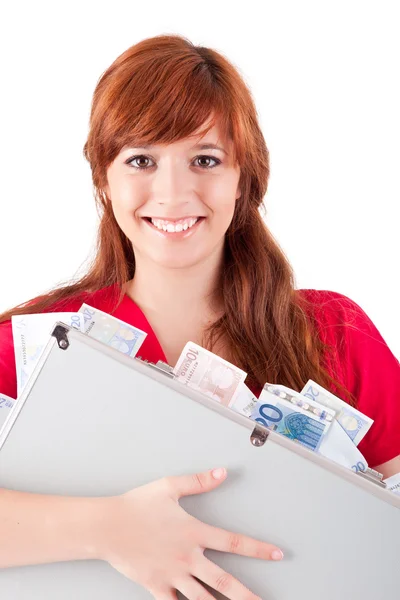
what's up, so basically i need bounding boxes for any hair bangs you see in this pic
[101,70,238,167]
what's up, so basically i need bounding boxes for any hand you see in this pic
[98,467,284,600]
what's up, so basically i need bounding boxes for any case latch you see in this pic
[51,324,70,350]
[250,423,270,447]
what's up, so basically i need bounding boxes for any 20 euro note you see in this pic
[250,383,336,452]
[318,418,368,472]
[0,392,15,431]
[78,303,147,357]
[12,312,85,396]
[173,342,247,407]
[300,380,373,446]
[230,381,368,473]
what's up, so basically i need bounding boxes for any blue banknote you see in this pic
[250,385,336,452]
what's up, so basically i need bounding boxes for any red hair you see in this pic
[0,34,357,406]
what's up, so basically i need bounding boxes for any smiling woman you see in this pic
[104,118,240,273]
[0,32,399,595]
[0,32,399,464]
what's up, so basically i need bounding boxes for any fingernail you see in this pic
[272,549,284,560]
[211,467,226,479]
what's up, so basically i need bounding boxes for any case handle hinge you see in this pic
[356,467,387,488]
[250,423,270,447]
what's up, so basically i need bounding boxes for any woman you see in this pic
[0,34,399,598]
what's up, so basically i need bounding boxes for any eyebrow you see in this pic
[125,142,227,155]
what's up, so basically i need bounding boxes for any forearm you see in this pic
[0,487,108,569]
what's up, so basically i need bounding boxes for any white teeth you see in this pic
[150,217,200,232]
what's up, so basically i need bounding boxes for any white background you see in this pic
[0,0,398,357]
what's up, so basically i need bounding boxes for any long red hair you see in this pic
[0,34,357,406]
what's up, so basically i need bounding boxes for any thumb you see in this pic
[167,467,228,500]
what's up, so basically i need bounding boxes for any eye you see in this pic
[125,154,221,170]
[193,155,221,169]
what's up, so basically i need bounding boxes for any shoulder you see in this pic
[297,288,400,467]
[0,284,121,399]
[40,283,122,314]
[295,288,392,351]
[296,288,367,323]
[296,287,397,357]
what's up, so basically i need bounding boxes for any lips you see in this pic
[142,217,205,222]
[142,216,205,237]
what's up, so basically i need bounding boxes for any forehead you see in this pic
[121,119,231,152]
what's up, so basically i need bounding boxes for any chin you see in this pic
[150,253,205,269]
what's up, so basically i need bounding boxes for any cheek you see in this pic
[208,193,236,227]
[110,184,143,221]
[206,176,238,216]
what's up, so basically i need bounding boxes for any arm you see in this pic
[0,487,107,569]
[373,454,400,480]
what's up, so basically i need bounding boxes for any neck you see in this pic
[124,250,225,322]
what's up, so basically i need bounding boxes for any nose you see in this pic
[151,158,192,207]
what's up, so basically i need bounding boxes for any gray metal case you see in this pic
[0,322,399,600]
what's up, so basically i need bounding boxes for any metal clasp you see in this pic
[51,324,70,350]
[250,423,270,447]
[356,467,387,488]
[135,357,174,378]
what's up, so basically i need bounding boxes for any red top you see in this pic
[0,285,399,468]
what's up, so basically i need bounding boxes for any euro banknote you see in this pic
[300,380,373,446]
[232,380,369,470]
[383,472,400,496]
[78,303,147,357]
[171,344,366,468]
[12,312,85,396]
[0,392,15,432]
[173,341,247,407]
[249,383,336,452]
[317,418,368,472]
[231,382,259,416]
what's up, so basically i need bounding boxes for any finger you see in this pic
[149,587,179,600]
[177,575,222,600]
[164,468,227,501]
[199,523,284,561]
[192,555,262,600]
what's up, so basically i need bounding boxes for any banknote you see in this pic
[250,384,336,452]
[78,303,147,357]
[231,382,259,416]
[300,380,373,446]
[12,312,85,396]
[173,342,247,407]
[318,418,368,472]
[0,392,15,431]
[383,472,400,496]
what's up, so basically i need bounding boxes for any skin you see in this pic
[374,455,400,479]
[105,118,400,479]
[105,117,241,365]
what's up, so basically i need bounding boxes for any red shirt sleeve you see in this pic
[0,287,118,401]
[0,320,17,400]
[302,289,400,468]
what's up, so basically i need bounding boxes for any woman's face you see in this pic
[105,121,241,270]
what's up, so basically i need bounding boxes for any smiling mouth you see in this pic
[143,216,205,233]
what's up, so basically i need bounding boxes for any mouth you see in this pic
[142,216,206,238]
